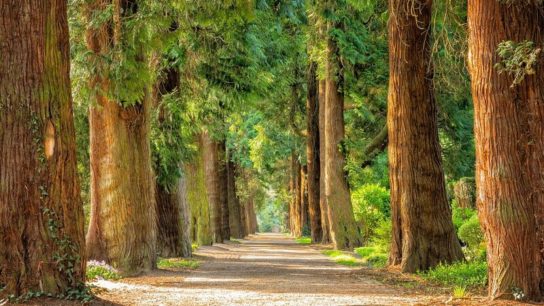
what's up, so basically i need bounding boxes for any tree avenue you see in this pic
[2,0,544,303]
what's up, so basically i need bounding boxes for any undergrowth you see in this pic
[420,260,488,289]
[157,258,200,269]
[295,236,311,245]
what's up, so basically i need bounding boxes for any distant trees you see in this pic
[0,0,85,295]
[387,0,463,272]
[467,1,544,300]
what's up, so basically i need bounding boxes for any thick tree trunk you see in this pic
[467,1,544,300]
[318,80,331,244]
[202,132,223,243]
[306,62,323,243]
[156,181,192,258]
[217,141,231,240]
[227,159,244,238]
[289,156,303,237]
[186,136,213,246]
[387,0,463,273]
[301,166,310,235]
[85,0,157,276]
[324,24,362,250]
[0,0,85,296]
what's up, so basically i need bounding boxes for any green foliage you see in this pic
[157,258,200,270]
[351,184,390,241]
[355,247,388,268]
[322,250,362,267]
[496,40,541,87]
[86,261,121,281]
[453,286,467,298]
[421,261,488,289]
[458,215,485,259]
[452,202,477,231]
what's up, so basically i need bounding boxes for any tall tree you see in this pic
[322,1,362,250]
[387,0,463,272]
[0,0,86,296]
[467,1,544,300]
[85,0,157,275]
[202,131,224,243]
[306,62,323,243]
[318,79,332,243]
[227,159,245,238]
[218,141,231,240]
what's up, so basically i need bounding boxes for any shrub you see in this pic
[421,260,488,288]
[352,184,390,241]
[458,214,485,259]
[86,261,121,281]
[452,201,477,231]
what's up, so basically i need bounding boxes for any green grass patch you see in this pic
[354,246,388,268]
[191,243,199,252]
[420,260,487,288]
[322,250,363,267]
[157,258,200,270]
[295,236,311,245]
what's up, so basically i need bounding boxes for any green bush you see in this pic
[421,260,488,288]
[351,184,390,241]
[451,200,477,231]
[458,214,485,259]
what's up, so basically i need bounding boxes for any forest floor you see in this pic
[20,233,526,305]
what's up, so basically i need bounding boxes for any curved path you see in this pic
[95,233,426,305]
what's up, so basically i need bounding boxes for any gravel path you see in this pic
[94,233,429,305]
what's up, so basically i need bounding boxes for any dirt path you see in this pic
[94,233,431,305]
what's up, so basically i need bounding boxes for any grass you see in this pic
[322,250,362,267]
[453,286,467,298]
[157,258,200,270]
[295,236,311,245]
[354,247,388,268]
[420,260,487,288]
[191,243,199,252]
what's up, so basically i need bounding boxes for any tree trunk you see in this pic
[387,0,463,273]
[318,80,331,244]
[306,62,323,243]
[301,165,310,235]
[0,0,85,296]
[202,131,223,243]
[186,136,213,246]
[467,1,544,300]
[217,141,231,240]
[227,159,244,238]
[324,23,362,250]
[85,0,157,276]
[156,181,192,258]
[290,156,303,237]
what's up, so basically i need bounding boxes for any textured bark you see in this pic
[202,132,223,243]
[467,1,544,300]
[301,166,310,235]
[227,159,244,238]
[186,137,213,246]
[0,0,85,295]
[217,141,231,240]
[387,0,463,273]
[85,0,157,276]
[324,23,362,250]
[306,62,323,243]
[289,156,303,237]
[156,181,192,258]
[318,80,331,244]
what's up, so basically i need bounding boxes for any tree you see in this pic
[387,0,463,272]
[0,0,85,296]
[218,141,231,240]
[306,62,323,243]
[321,1,362,250]
[85,0,157,275]
[202,131,224,243]
[227,159,245,238]
[467,1,544,300]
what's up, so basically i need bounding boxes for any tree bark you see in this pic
[227,159,244,238]
[306,62,323,243]
[387,0,463,273]
[186,136,213,246]
[217,141,231,240]
[0,0,85,295]
[85,0,157,276]
[318,80,332,244]
[467,1,544,300]
[289,156,303,237]
[202,131,223,243]
[156,181,192,258]
[324,22,362,250]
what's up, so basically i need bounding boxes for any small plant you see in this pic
[295,236,311,245]
[157,258,200,269]
[355,247,388,268]
[192,243,199,251]
[86,260,121,281]
[512,287,525,301]
[420,260,488,288]
[322,250,363,267]
[453,286,467,298]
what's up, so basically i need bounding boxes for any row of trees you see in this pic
[286,0,544,302]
